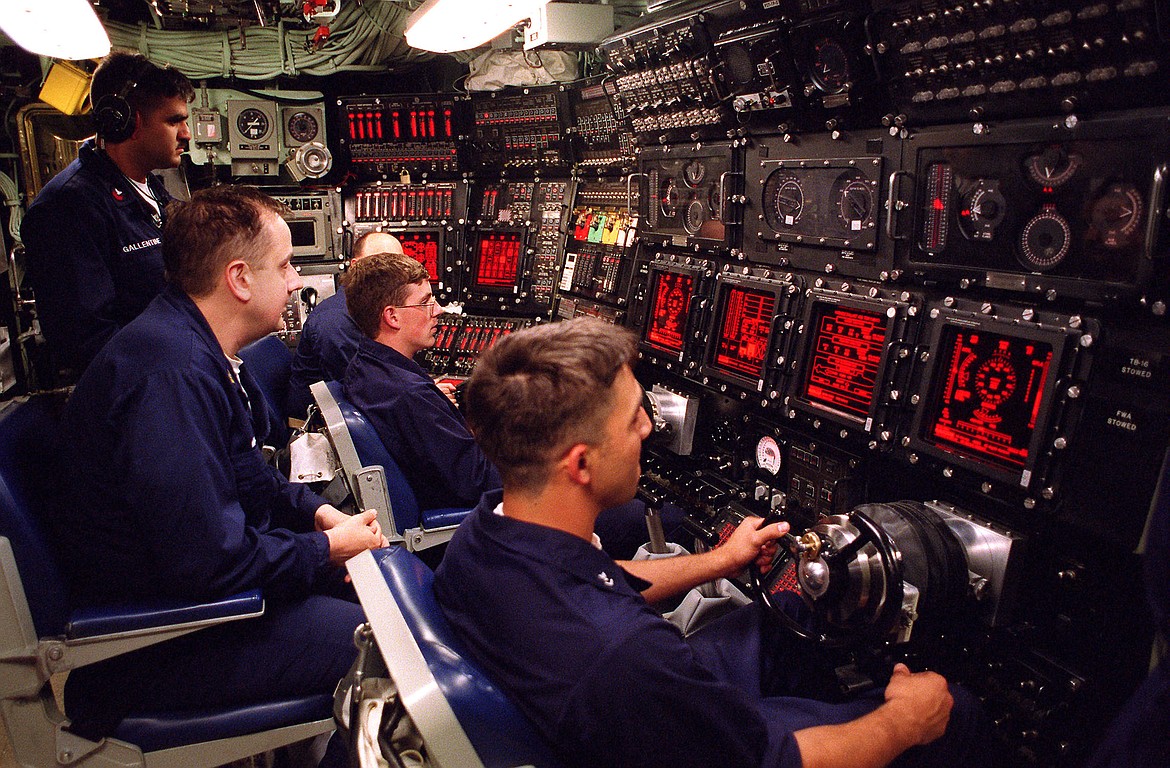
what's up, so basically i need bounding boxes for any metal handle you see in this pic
[1144,164,1167,260]
[718,170,743,223]
[626,172,647,214]
[885,170,911,241]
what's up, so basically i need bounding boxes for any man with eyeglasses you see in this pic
[287,230,405,418]
[343,252,501,511]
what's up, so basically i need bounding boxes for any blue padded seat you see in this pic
[115,694,333,753]
[0,396,332,756]
[239,334,293,445]
[361,546,565,768]
[325,381,470,530]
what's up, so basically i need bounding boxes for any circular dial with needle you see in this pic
[1018,206,1072,271]
[763,171,805,232]
[1025,146,1082,189]
[810,37,851,93]
[286,110,320,143]
[834,169,876,232]
[235,108,271,142]
[957,180,1008,241]
[1089,182,1143,249]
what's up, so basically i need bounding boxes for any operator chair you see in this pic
[311,380,470,552]
[0,396,334,768]
[347,546,564,768]
[239,333,294,447]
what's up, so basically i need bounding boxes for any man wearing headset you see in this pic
[21,51,193,382]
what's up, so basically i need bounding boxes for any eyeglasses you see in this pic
[390,299,440,313]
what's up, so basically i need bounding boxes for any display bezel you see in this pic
[640,262,706,363]
[790,293,899,432]
[468,228,526,295]
[700,273,797,392]
[908,314,1069,489]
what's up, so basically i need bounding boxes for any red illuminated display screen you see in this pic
[712,286,776,379]
[800,304,890,421]
[399,231,440,282]
[923,326,1054,472]
[474,232,522,288]
[644,270,694,355]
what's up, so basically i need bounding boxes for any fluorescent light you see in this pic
[0,0,111,60]
[404,0,551,54]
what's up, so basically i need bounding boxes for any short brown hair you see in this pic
[163,186,288,297]
[464,318,637,491]
[344,252,429,339]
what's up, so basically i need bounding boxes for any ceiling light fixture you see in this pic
[0,0,111,60]
[404,0,551,54]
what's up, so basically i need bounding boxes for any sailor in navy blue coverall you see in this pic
[57,186,386,741]
[287,231,404,419]
[21,53,193,379]
[435,317,989,768]
[341,252,501,511]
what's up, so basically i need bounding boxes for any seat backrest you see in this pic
[0,397,70,637]
[239,334,293,445]
[325,381,423,529]
[349,547,565,768]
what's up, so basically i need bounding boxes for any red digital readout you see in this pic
[399,231,440,282]
[801,304,889,421]
[713,286,776,379]
[644,270,694,355]
[923,326,1053,472]
[474,233,522,288]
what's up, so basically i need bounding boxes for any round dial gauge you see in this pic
[756,436,783,476]
[286,110,320,143]
[684,197,706,234]
[974,352,1017,409]
[957,180,1008,241]
[1018,207,1072,271]
[810,37,851,93]
[834,170,876,231]
[659,177,681,219]
[235,108,270,141]
[1089,182,1143,249]
[1025,146,1082,189]
[683,159,708,188]
[763,171,805,231]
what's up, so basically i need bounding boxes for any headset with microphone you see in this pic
[92,59,155,144]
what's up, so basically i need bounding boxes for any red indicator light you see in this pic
[932,198,945,211]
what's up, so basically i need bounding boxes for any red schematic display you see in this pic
[398,231,441,282]
[644,269,695,356]
[711,285,777,380]
[800,303,890,422]
[922,326,1054,472]
[473,231,523,289]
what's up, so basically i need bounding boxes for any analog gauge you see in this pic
[756,436,783,476]
[286,110,320,143]
[684,197,706,234]
[810,37,851,93]
[1018,206,1071,271]
[1089,182,1143,249]
[921,162,953,254]
[834,170,876,231]
[683,159,708,188]
[763,171,805,232]
[957,179,1008,241]
[659,176,681,219]
[1025,146,1082,189]
[235,108,271,141]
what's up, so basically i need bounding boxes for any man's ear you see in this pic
[225,260,251,302]
[561,443,591,486]
[381,305,400,332]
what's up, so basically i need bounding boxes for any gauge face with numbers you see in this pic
[286,110,320,143]
[236,108,271,141]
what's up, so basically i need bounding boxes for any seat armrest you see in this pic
[64,589,264,640]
